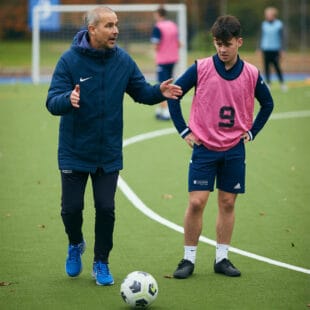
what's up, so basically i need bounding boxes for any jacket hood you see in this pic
[71,30,117,58]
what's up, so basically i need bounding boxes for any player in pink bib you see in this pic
[151,7,180,120]
[168,15,274,279]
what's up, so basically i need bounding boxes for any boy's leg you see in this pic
[184,191,210,246]
[216,190,237,247]
[214,141,245,277]
[174,145,217,279]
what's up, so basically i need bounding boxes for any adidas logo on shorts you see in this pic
[233,183,241,189]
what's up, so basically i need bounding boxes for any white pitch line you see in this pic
[119,110,310,275]
[270,110,310,120]
[123,127,176,147]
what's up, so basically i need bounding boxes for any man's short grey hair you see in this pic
[84,6,115,26]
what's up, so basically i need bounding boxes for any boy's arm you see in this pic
[168,63,197,138]
[249,75,274,140]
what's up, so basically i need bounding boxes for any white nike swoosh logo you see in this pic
[79,76,92,82]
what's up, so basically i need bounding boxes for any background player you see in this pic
[258,6,287,91]
[151,6,180,120]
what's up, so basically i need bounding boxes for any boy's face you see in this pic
[213,37,243,67]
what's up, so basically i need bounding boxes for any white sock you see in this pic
[155,106,162,116]
[161,107,170,118]
[216,243,229,263]
[184,246,197,264]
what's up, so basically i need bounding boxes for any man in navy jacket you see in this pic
[46,6,182,286]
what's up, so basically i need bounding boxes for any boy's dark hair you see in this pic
[157,6,167,17]
[211,15,241,43]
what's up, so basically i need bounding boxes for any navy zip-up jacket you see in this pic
[46,30,166,173]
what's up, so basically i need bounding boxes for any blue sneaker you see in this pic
[65,240,86,277]
[92,261,114,286]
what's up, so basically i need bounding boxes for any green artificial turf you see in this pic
[0,83,309,309]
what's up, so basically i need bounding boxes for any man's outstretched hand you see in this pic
[160,78,182,99]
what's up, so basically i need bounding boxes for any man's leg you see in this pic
[91,169,119,262]
[61,170,88,277]
[91,169,119,286]
[61,170,88,245]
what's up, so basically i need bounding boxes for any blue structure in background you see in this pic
[28,0,60,31]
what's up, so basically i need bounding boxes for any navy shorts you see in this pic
[188,140,246,193]
[157,63,175,83]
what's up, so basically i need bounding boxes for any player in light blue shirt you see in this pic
[259,7,287,90]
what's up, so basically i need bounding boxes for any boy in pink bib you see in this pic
[168,15,274,278]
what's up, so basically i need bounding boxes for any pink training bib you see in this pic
[155,20,179,65]
[189,57,259,151]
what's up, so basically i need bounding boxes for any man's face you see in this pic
[89,12,119,50]
[213,37,243,67]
